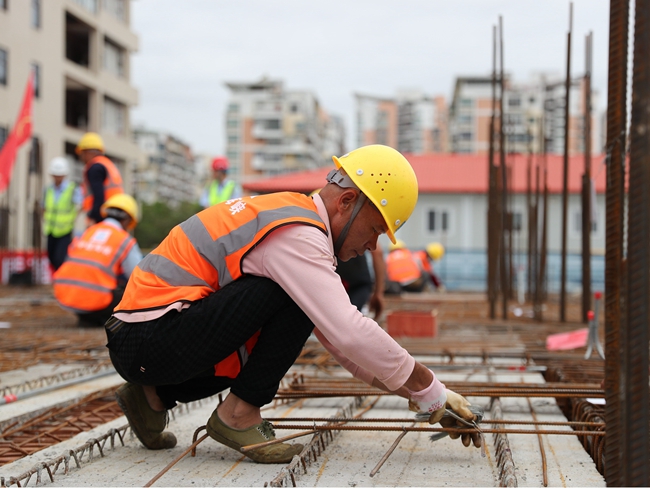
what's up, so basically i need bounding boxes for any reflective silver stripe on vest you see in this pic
[62,256,115,277]
[181,205,323,288]
[109,235,134,269]
[239,344,249,367]
[137,253,214,288]
[52,278,114,293]
[136,204,323,290]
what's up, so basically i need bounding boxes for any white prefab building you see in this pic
[242,152,607,291]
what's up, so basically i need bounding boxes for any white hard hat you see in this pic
[49,157,69,176]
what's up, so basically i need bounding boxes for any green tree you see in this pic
[135,201,202,251]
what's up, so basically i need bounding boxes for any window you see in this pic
[103,37,125,77]
[508,97,521,107]
[103,96,125,135]
[226,118,239,128]
[74,0,97,13]
[290,102,299,113]
[227,135,238,143]
[428,209,449,233]
[31,62,40,98]
[31,0,40,28]
[0,126,8,149]
[66,14,91,67]
[574,211,597,233]
[511,212,522,232]
[227,103,239,113]
[265,119,280,130]
[0,48,6,85]
[103,0,125,21]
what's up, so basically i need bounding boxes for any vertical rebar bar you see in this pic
[604,0,629,483]
[488,24,498,320]
[581,32,593,324]
[560,3,573,322]
[622,0,650,483]
[499,15,509,320]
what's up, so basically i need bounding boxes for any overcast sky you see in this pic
[130,0,610,156]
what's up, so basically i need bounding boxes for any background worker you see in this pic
[414,242,446,292]
[106,145,480,464]
[385,239,427,293]
[53,194,142,327]
[42,157,82,271]
[75,132,124,226]
[335,245,386,320]
[199,156,242,208]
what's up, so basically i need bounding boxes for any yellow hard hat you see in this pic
[389,239,407,252]
[426,242,445,261]
[332,145,418,244]
[101,194,138,229]
[76,132,105,154]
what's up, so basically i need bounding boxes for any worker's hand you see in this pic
[433,389,481,448]
[368,292,384,321]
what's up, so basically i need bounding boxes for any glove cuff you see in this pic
[406,376,447,414]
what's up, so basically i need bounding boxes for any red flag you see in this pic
[0,72,34,192]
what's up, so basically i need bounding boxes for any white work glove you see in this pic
[408,386,481,448]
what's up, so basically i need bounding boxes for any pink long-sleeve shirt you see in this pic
[115,194,442,393]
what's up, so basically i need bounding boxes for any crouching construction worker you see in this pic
[414,242,446,291]
[386,240,427,293]
[76,132,124,226]
[53,194,142,327]
[106,144,481,464]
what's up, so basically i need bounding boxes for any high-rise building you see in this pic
[0,0,139,263]
[132,127,197,207]
[224,77,345,185]
[355,91,448,154]
[448,74,600,156]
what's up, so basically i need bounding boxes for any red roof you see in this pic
[242,153,607,195]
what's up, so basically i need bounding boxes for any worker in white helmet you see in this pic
[42,157,81,271]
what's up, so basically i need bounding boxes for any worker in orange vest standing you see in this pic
[76,132,124,226]
[53,194,142,327]
[199,156,242,208]
[385,240,426,292]
[414,242,446,291]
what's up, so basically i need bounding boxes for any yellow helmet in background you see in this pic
[389,239,407,252]
[76,132,105,154]
[101,194,139,229]
[426,242,445,261]
[332,145,418,244]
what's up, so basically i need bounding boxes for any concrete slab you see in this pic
[0,364,606,487]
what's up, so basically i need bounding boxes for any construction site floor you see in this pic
[0,285,606,487]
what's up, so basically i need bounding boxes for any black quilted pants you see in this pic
[105,276,314,409]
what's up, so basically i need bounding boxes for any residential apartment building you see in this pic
[448,74,600,156]
[132,127,197,207]
[355,91,448,154]
[224,77,345,186]
[0,0,139,281]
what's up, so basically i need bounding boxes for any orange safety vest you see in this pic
[386,248,422,285]
[115,192,328,378]
[53,221,136,313]
[414,250,432,274]
[82,155,124,212]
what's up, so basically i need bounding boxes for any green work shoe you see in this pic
[206,410,303,464]
[115,382,177,450]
